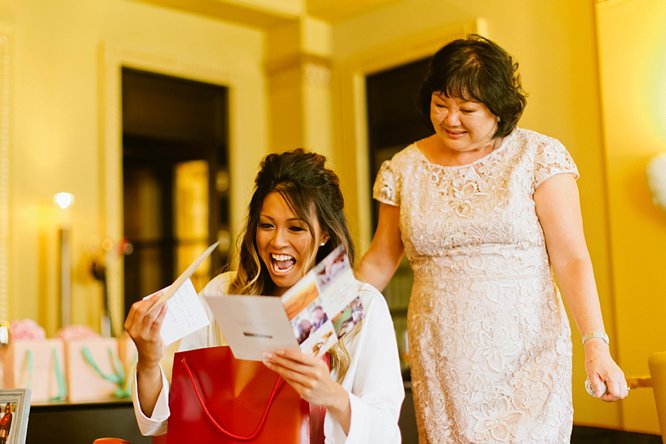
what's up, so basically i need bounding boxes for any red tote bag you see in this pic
[166,345,310,444]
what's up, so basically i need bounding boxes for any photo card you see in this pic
[0,388,31,444]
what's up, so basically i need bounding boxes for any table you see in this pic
[27,398,150,444]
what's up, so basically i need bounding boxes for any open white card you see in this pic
[142,242,218,345]
[204,246,363,361]
[144,278,210,346]
[160,278,210,345]
[203,296,298,361]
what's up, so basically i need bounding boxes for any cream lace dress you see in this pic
[373,128,578,443]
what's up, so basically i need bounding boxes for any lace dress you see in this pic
[373,128,578,443]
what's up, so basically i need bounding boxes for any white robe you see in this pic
[131,272,405,443]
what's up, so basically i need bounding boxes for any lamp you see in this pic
[647,153,666,212]
[53,192,75,328]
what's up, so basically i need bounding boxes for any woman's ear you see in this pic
[319,233,330,246]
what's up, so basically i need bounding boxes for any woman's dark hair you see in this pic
[229,149,357,380]
[417,34,527,138]
[229,148,354,297]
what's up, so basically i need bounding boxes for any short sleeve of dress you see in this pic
[534,137,580,188]
[372,160,400,206]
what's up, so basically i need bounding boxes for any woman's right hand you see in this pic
[124,292,168,371]
[584,339,628,401]
[124,293,169,417]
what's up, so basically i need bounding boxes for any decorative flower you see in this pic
[646,153,666,211]
[56,324,100,341]
[10,319,46,340]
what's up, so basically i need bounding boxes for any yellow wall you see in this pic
[1,0,268,335]
[0,0,663,434]
[329,0,625,429]
[596,0,666,434]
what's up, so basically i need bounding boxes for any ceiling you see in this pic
[306,0,402,22]
[137,0,403,27]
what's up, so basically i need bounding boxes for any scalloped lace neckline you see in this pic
[413,131,514,170]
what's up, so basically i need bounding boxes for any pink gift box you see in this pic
[2,339,67,403]
[64,338,125,402]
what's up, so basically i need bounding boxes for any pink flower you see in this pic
[56,325,100,341]
[9,319,46,340]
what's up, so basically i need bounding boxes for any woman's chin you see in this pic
[268,270,300,292]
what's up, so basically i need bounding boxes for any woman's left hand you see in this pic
[584,340,629,401]
[264,348,352,433]
[263,349,347,407]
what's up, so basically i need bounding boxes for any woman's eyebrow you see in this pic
[259,214,304,223]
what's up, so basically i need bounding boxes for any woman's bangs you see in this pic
[442,68,483,102]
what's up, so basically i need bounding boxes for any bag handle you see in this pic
[81,346,130,398]
[50,348,68,401]
[21,349,34,389]
[21,347,68,400]
[180,356,284,441]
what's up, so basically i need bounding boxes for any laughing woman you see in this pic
[125,149,405,443]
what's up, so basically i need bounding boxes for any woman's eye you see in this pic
[289,226,306,232]
[259,223,273,229]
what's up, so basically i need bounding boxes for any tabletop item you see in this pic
[585,377,607,398]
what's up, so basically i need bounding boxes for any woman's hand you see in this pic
[124,293,168,417]
[124,293,168,372]
[584,340,629,401]
[263,349,351,432]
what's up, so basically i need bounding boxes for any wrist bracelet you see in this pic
[582,331,609,345]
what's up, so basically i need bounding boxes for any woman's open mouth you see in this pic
[270,253,296,274]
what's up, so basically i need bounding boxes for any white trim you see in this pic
[0,30,10,321]
[98,42,246,333]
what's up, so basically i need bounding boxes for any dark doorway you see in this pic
[366,57,432,229]
[121,68,230,318]
[365,57,431,443]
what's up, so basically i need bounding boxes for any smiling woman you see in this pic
[355,34,627,443]
[125,149,405,443]
[255,191,329,296]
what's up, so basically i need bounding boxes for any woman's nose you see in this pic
[270,228,288,246]
[444,109,460,126]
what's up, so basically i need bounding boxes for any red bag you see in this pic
[166,346,310,444]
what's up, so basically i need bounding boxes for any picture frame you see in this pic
[0,388,31,444]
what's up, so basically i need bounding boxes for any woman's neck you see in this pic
[420,134,503,166]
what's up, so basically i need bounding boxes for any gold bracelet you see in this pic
[582,331,609,345]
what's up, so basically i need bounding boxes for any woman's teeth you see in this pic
[271,254,295,273]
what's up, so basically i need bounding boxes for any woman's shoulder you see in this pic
[355,279,391,314]
[388,142,420,164]
[511,127,565,149]
[202,271,237,296]
[376,143,421,181]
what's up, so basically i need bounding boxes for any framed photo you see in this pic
[0,389,31,444]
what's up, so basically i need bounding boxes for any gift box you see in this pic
[2,338,67,403]
[64,337,126,402]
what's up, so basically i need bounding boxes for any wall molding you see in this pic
[0,30,10,322]
[98,42,243,332]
